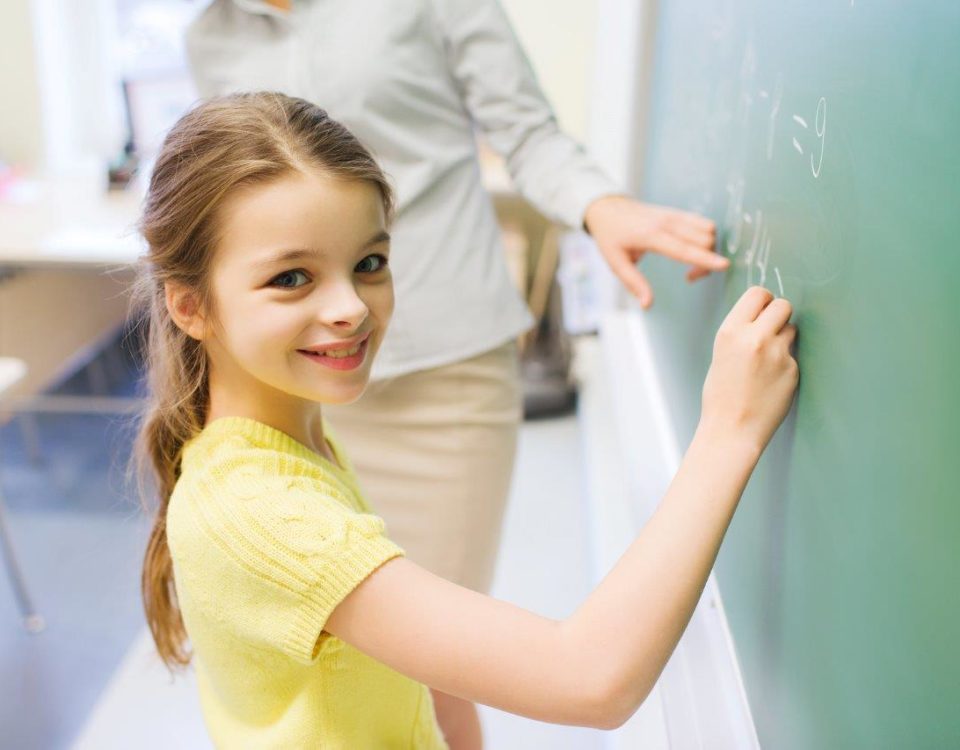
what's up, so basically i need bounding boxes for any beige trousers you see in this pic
[324,342,522,594]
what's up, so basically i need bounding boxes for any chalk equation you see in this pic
[717,54,836,299]
[763,75,784,162]
[790,97,827,178]
[723,185,785,298]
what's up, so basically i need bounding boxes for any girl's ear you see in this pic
[165,282,206,341]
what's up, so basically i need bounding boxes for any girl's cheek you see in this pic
[255,310,310,349]
[365,283,394,316]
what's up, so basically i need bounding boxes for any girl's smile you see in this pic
[297,332,371,370]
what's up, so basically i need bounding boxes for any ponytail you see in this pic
[133,280,209,668]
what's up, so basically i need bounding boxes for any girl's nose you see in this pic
[320,281,368,330]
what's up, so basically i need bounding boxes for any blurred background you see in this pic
[0,1,639,747]
[11,3,951,749]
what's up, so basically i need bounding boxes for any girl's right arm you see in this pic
[326,286,798,729]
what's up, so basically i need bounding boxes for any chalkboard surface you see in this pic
[637,2,960,747]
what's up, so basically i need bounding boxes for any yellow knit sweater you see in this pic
[166,416,448,749]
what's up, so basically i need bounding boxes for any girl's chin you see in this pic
[303,378,370,406]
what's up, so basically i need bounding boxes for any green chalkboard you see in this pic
[637,2,960,747]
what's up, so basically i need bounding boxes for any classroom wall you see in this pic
[0,0,124,173]
[500,0,598,142]
[0,2,46,167]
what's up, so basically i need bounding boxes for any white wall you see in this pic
[587,0,658,191]
[0,0,124,173]
[0,2,46,167]
[500,0,659,186]
[500,0,598,142]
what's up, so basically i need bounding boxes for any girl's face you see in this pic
[200,169,393,410]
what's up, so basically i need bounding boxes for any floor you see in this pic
[477,415,605,750]
[0,341,150,750]
[1,336,607,749]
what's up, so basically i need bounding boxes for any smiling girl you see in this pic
[135,92,798,749]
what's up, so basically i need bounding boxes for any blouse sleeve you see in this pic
[431,0,623,228]
[179,473,404,665]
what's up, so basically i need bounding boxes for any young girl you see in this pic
[136,92,798,749]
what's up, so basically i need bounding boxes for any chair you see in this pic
[0,357,45,633]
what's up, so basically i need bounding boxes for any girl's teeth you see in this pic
[322,343,361,359]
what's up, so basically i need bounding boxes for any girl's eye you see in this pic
[270,269,310,288]
[355,254,388,274]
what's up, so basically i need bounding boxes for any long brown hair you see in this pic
[132,92,394,668]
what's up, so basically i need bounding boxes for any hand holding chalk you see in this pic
[700,286,799,453]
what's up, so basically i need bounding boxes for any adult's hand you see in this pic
[584,195,728,309]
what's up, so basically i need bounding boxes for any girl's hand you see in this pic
[584,195,728,309]
[700,286,799,453]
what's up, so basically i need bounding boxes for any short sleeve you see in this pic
[172,472,404,665]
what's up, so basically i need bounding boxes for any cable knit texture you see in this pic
[166,416,448,749]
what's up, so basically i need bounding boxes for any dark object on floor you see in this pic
[521,278,577,419]
[492,192,578,421]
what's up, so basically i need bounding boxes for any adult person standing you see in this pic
[184,1,726,746]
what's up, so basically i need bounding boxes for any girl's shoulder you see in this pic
[168,418,371,550]
[176,440,352,510]
[167,428,396,593]
[179,416,351,491]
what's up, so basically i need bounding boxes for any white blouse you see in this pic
[186,0,620,379]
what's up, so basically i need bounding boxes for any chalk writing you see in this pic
[812,97,827,177]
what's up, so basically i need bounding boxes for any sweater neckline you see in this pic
[196,415,350,477]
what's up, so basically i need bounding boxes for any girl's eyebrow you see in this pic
[365,229,391,247]
[252,230,391,270]
[253,248,321,270]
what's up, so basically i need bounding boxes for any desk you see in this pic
[0,175,144,270]
[0,175,143,412]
